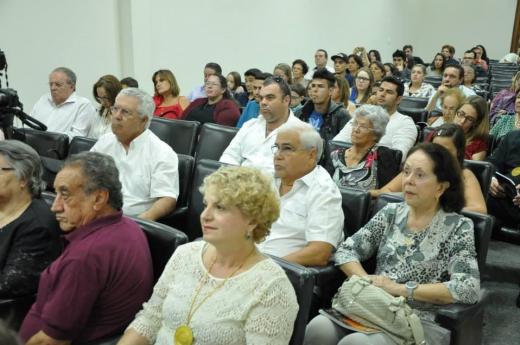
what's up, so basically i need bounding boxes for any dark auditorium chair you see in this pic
[327,140,352,153]
[0,294,36,331]
[463,160,494,201]
[195,122,238,161]
[13,128,69,159]
[269,255,315,345]
[420,126,436,142]
[424,76,442,89]
[397,97,429,124]
[68,136,97,156]
[149,118,200,156]
[373,193,493,345]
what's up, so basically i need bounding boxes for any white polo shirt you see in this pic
[91,129,179,216]
[259,165,344,258]
[30,92,96,138]
[219,111,304,175]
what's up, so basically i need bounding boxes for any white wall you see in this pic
[0,0,516,111]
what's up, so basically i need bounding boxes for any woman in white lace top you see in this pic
[117,166,299,345]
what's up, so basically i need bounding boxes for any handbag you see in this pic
[332,275,426,345]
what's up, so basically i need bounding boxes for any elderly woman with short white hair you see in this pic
[327,105,400,190]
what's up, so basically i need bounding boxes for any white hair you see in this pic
[352,104,389,142]
[117,87,155,128]
[277,122,324,163]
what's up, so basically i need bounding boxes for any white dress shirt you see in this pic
[258,165,344,258]
[219,111,304,175]
[87,108,112,139]
[333,110,417,160]
[304,65,336,80]
[91,129,179,216]
[30,92,96,138]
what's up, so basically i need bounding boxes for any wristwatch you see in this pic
[405,281,418,301]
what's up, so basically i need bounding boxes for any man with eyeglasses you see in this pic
[30,67,96,138]
[258,122,343,266]
[220,76,305,174]
[426,64,476,113]
[334,76,417,160]
[296,68,350,142]
[90,88,179,221]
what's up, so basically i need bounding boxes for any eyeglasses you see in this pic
[352,121,374,132]
[271,144,307,156]
[110,106,136,117]
[455,110,477,124]
[356,77,370,82]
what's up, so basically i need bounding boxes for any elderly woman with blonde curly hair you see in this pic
[118,166,299,345]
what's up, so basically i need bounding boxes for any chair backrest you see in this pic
[68,136,97,156]
[340,187,372,237]
[149,118,200,156]
[420,126,436,142]
[184,159,226,240]
[13,128,69,159]
[463,160,494,200]
[328,140,352,154]
[176,154,195,208]
[41,191,56,206]
[269,256,315,345]
[399,97,429,109]
[130,217,188,282]
[424,77,442,89]
[195,123,239,161]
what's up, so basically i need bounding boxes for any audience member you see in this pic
[243,68,262,102]
[372,123,487,214]
[462,64,485,94]
[20,152,153,344]
[259,122,344,266]
[369,60,385,83]
[426,53,446,77]
[91,88,179,220]
[490,71,520,123]
[427,64,476,112]
[305,49,335,80]
[30,67,96,138]
[331,52,349,82]
[487,129,520,230]
[226,71,247,106]
[428,87,465,127]
[152,69,190,120]
[0,141,61,299]
[472,46,489,71]
[331,76,356,114]
[490,91,520,139]
[289,83,306,114]
[327,105,400,190]
[182,74,241,126]
[120,77,139,89]
[392,49,411,80]
[441,44,459,65]
[292,59,309,88]
[453,95,489,160]
[335,76,417,159]
[118,166,299,345]
[188,62,222,101]
[350,67,375,105]
[236,71,267,128]
[462,50,476,66]
[475,44,490,64]
[297,68,350,142]
[499,53,519,64]
[306,142,479,344]
[220,77,304,174]
[403,64,435,98]
[383,62,399,77]
[403,44,425,66]
[273,63,293,84]
[89,75,122,139]
[368,49,381,62]
[346,54,363,87]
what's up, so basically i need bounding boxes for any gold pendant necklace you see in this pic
[173,247,256,345]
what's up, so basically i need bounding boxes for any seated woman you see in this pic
[426,53,446,77]
[292,59,309,88]
[453,95,489,160]
[490,90,520,139]
[403,65,435,98]
[273,63,293,84]
[489,71,520,123]
[368,49,381,63]
[371,123,487,214]
[346,54,363,87]
[117,166,298,345]
[331,76,356,114]
[462,65,485,94]
[383,63,399,78]
[182,74,241,126]
[327,105,400,191]
[152,69,190,120]
[0,141,62,299]
[369,61,385,83]
[428,87,465,127]
[305,142,480,345]
[349,68,374,105]
[88,75,122,139]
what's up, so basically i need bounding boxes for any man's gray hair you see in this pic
[353,105,389,142]
[64,152,123,210]
[52,67,77,85]
[117,87,155,128]
[0,140,45,197]
[277,122,324,163]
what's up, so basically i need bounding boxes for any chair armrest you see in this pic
[158,207,188,229]
[435,288,489,326]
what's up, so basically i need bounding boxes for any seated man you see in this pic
[236,71,266,128]
[427,64,477,113]
[259,122,344,266]
[487,129,520,230]
[220,76,305,174]
[91,88,179,220]
[30,67,96,138]
[20,152,153,344]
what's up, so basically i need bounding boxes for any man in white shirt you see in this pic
[31,67,96,138]
[91,88,178,221]
[334,76,417,159]
[259,122,344,266]
[304,49,336,80]
[220,76,305,174]
[426,64,476,112]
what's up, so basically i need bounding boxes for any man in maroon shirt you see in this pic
[20,152,153,345]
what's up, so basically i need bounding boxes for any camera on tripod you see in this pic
[0,88,21,108]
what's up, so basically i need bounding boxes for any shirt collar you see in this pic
[275,165,318,190]
[126,129,151,150]
[64,211,123,243]
[46,92,78,107]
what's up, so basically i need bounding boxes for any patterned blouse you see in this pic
[335,203,480,320]
[403,82,435,98]
[330,147,378,190]
[490,114,518,139]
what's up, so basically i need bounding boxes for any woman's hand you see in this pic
[367,275,404,297]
